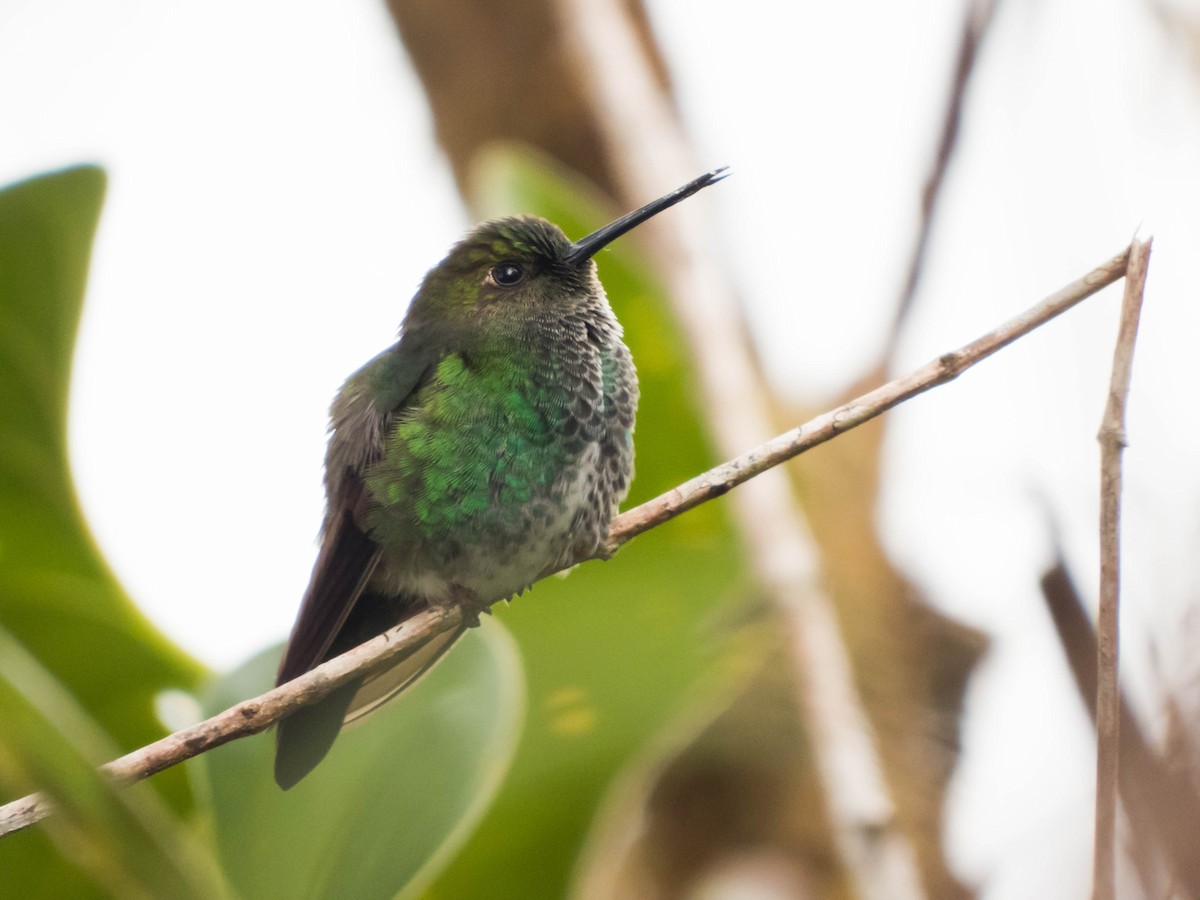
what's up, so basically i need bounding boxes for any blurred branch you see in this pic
[885,0,1002,358]
[559,0,929,893]
[0,246,1132,841]
[1093,235,1151,900]
[1042,555,1200,898]
[383,0,669,199]
[1148,0,1200,81]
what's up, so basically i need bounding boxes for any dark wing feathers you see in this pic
[274,497,381,687]
[274,338,443,789]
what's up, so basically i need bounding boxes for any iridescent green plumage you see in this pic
[274,169,725,789]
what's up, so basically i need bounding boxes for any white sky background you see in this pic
[3,0,1200,896]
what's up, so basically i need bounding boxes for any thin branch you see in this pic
[605,246,1131,553]
[0,246,1132,840]
[1093,235,1151,900]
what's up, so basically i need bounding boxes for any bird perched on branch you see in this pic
[274,168,728,789]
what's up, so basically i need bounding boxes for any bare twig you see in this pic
[885,0,1002,357]
[1093,235,1151,900]
[0,247,1131,840]
[606,247,1130,553]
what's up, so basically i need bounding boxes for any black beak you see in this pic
[563,167,729,263]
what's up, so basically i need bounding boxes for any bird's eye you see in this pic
[491,262,525,286]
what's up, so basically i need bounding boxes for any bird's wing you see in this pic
[275,338,441,688]
[274,490,381,687]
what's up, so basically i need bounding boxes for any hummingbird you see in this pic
[274,168,728,789]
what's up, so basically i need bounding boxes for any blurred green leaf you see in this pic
[0,627,229,900]
[419,147,751,898]
[194,620,523,900]
[0,166,205,897]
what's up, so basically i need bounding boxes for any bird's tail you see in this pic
[273,680,359,791]
[273,597,467,790]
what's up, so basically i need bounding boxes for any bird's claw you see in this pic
[446,586,490,629]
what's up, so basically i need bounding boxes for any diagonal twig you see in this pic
[0,246,1131,840]
[607,247,1129,550]
[885,0,1003,359]
[1093,235,1151,900]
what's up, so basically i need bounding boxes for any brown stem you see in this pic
[1092,235,1151,900]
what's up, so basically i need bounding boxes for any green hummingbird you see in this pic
[274,168,728,789]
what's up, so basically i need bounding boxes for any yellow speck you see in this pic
[551,706,597,736]
[544,687,598,736]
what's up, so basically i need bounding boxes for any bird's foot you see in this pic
[446,585,491,629]
[592,540,617,562]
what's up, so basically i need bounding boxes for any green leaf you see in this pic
[421,147,751,898]
[194,620,524,900]
[0,627,229,900]
[0,166,205,897]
